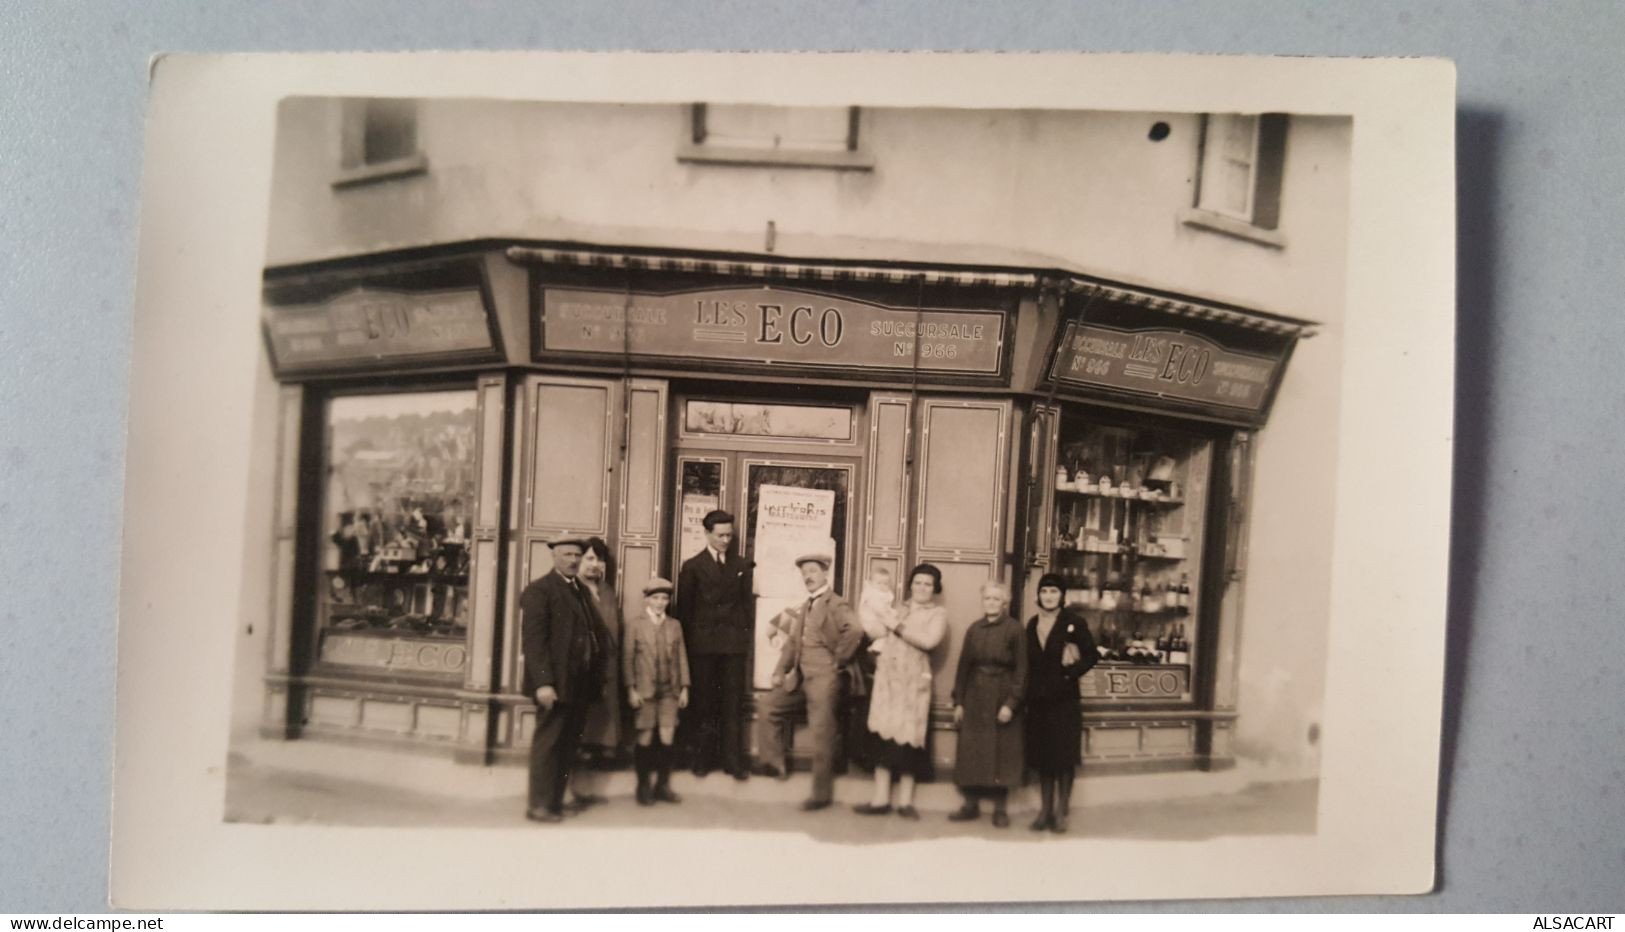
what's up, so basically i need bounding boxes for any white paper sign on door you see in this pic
[678,493,719,565]
[751,483,836,689]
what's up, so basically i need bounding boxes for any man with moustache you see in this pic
[520,533,611,823]
[754,551,864,811]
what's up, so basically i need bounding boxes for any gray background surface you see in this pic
[1,0,1621,913]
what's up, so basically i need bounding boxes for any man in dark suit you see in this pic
[673,509,754,780]
[520,533,610,823]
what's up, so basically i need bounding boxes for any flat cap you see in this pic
[546,532,589,550]
[642,577,675,596]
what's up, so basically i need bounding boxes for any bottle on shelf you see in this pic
[1177,572,1191,611]
[1169,624,1189,664]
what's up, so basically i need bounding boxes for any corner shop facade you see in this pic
[241,99,1348,780]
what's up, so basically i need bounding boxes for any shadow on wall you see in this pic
[1434,105,1501,892]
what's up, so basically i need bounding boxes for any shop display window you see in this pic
[315,389,479,675]
[1048,419,1211,683]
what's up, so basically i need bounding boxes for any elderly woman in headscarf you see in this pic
[947,581,1028,828]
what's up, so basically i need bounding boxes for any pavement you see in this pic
[224,737,1318,842]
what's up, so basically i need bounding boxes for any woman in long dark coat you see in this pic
[1025,572,1100,833]
[948,582,1028,828]
[571,536,628,809]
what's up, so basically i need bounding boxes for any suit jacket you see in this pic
[519,570,609,705]
[673,549,755,655]
[771,590,864,685]
[622,613,691,699]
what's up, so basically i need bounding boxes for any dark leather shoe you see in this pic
[692,765,712,778]
[566,794,606,813]
[896,805,920,820]
[654,785,682,804]
[525,807,564,824]
[991,811,1010,828]
[947,805,981,822]
[1050,814,1069,834]
[852,802,892,816]
[635,783,654,806]
[730,767,749,782]
[800,798,832,812]
[1030,813,1053,832]
[750,762,783,779]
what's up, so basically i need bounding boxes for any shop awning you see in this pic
[505,245,1039,290]
[1060,279,1316,339]
[506,244,1318,339]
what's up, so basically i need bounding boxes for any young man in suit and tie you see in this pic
[520,533,611,823]
[673,509,755,780]
[755,551,865,811]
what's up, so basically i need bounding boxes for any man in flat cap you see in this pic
[673,509,755,780]
[754,550,864,810]
[520,533,612,823]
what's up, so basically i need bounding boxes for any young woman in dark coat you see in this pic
[1024,572,1100,833]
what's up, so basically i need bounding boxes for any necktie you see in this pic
[571,579,600,654]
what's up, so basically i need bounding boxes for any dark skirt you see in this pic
[867,734,932,781]
[1025,697,1083,775]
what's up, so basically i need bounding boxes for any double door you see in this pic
[673,441,861,689]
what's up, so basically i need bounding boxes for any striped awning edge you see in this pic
[505,246,1039,290]
[1063,280,1317,339]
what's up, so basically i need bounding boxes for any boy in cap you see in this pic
[754,551,864,811]
[623,577,690,805]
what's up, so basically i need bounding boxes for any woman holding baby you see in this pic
[851,563,949,820]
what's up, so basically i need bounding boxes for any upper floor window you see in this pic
[1183,113,1288,247]
[680,104,873,172]
[333,98,428,188]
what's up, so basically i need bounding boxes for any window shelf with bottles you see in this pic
[1047,419,1211,687]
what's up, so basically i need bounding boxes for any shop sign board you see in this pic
[1050,322,1281,413]
[541,286,1005,375]
[1080,664,1190,700]
[264,286,499,373]
[319,632,469,676]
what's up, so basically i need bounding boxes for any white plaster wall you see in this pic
[1231,117,1352,779]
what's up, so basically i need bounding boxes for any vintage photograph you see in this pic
[109,51,1455,909]
[225,92,1350,843]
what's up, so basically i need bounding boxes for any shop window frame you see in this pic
[296,376,485,687]
[1180,113,1288,249]
[1024,400,1234,713]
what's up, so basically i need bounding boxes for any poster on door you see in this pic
[751,483,837,689]
[678,493,719,565]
